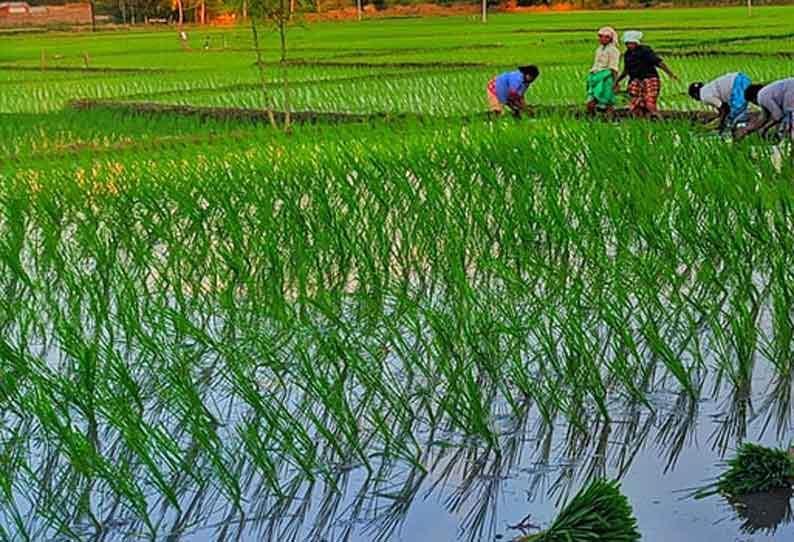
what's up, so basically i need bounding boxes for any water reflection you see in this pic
[728,487,794,535]
[55,378,794,542]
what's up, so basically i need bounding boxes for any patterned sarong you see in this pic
[486,78,502,112]
[487,78,497,96]
[628,77,661,115]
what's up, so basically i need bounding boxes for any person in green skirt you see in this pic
[587,27,620,115]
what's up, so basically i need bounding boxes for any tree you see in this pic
[234,0,294,132]
[93,0,170,23]
[173,0,184,24]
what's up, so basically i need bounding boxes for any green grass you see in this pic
[1,6,793,113]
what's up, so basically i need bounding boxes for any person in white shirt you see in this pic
[586,27,620,115]
[688,72,752,133]
[737,78,794,141]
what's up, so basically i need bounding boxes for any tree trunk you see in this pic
[242,0,247,19]
[199,0,205,24]
[289,0,295,19]
[357,0,361,21]
[89,0,96,31]
[251,17,278,130]
[279,4,290,133]
[481,0,486,23]
[176,0,183,25]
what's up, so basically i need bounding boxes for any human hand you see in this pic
[507,97,527,114]
[703,117,721,131]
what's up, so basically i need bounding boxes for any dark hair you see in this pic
[519,65,540,79]
[688,82,703,101]
[744,84,763,104]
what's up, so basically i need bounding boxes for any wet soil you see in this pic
[69,99,736,127]
[729,488,794,535]
[271,59,493,69]
[664,50,794,59]
[68,99,405,124]
[0,64,170,74]
[536,105,725,122]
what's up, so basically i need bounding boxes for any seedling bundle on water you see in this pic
[518,479,640,542]
[695,443,794,498]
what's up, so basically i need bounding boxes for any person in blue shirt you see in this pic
[487,65,540,117]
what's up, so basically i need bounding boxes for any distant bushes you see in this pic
[323,0,784,12]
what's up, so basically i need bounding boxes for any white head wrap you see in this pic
[598,27,618,46]
[622,30,643,44]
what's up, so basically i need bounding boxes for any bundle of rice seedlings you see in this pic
[519,479,640,542]
[695,443,794,499]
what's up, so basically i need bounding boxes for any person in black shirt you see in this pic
[613,31,678,118]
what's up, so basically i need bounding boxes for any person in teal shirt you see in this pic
[487,65,540,117]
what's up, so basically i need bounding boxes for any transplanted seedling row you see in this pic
[1,117,793,539]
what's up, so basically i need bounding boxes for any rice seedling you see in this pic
[694,444,794,500]
[518,479,640,542]
[8,114,788,539]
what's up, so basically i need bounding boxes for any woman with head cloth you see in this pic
[613,31,678,118]
[586,27,620,115]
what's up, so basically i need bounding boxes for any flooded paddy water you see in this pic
[122,365,793,542]
[2,103,794,542]
[25,328,794,542]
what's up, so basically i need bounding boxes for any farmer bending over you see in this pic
[487,65,540,117]
[737,79,794,141]
[688,72,752,133]
[587,27,620,115]
[614,31,678,119]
